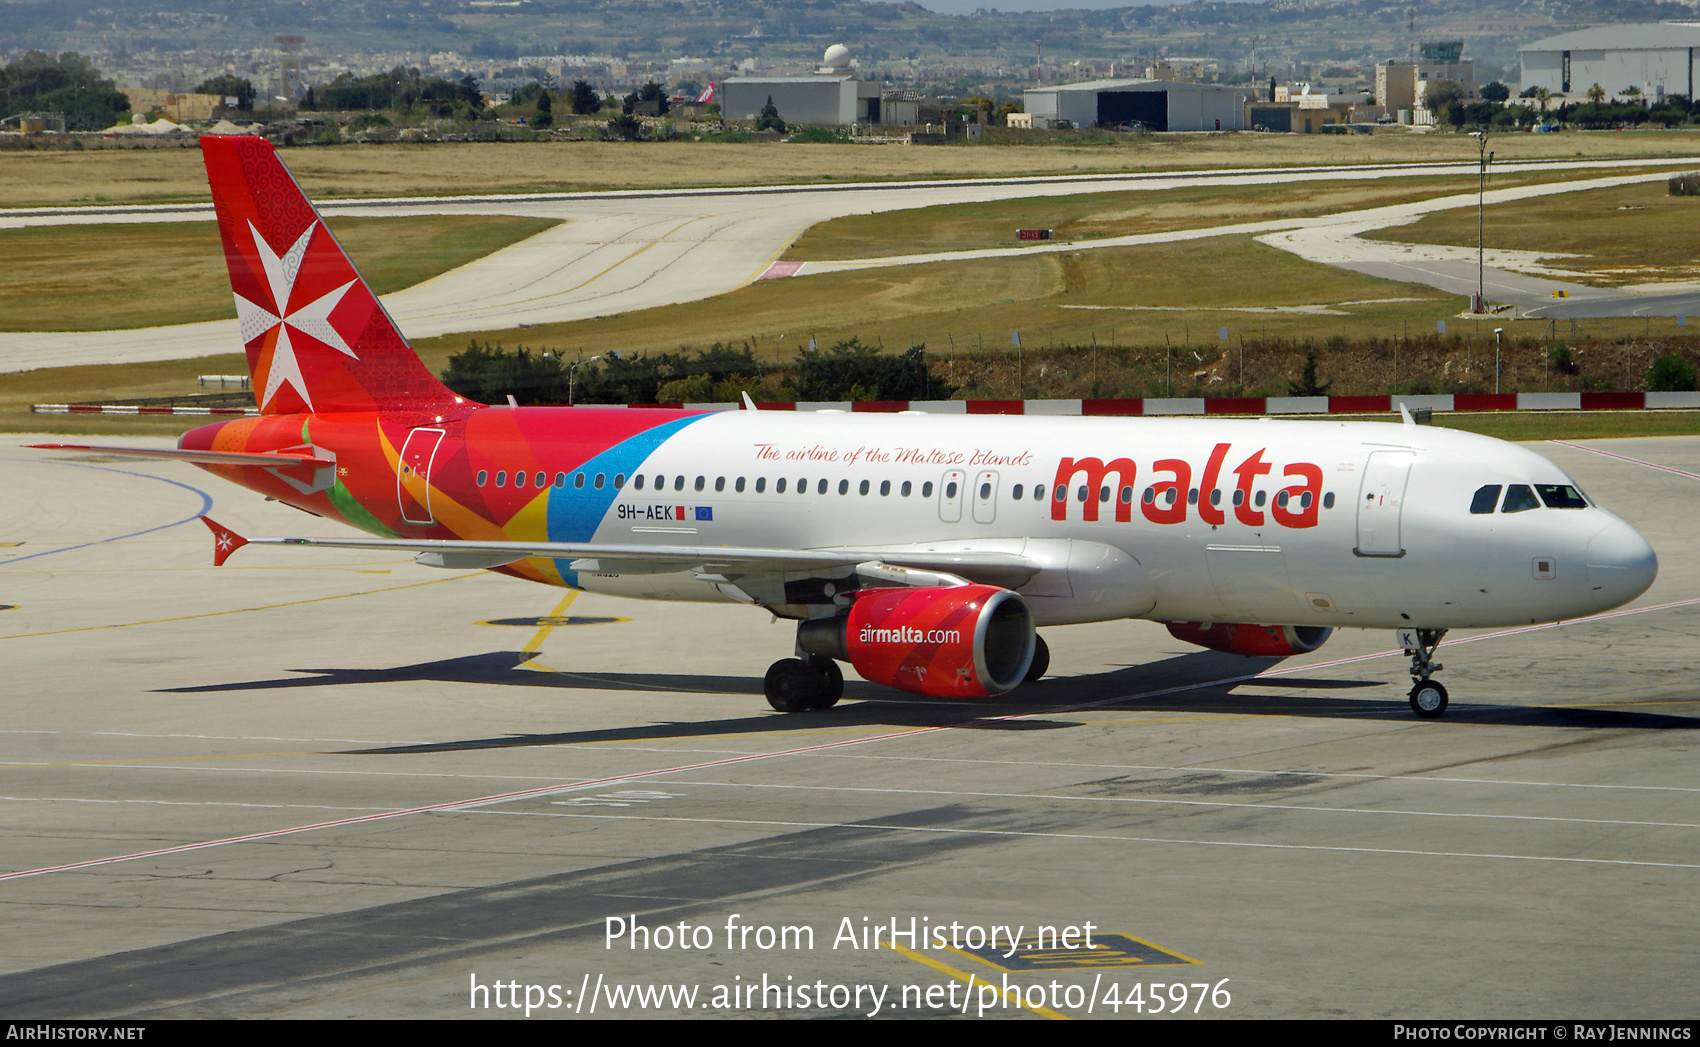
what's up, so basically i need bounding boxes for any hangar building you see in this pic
[1022,79,1248,131]
[721,44,882,126]
[1519,23,1700,100]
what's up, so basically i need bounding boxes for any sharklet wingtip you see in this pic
[200,516,249,567]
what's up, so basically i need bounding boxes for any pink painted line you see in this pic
[1549,440,1700,482]
[11,595,1699,883]
[0,723,956,882]
[758,261,804,280]
[1065,594,1700,713]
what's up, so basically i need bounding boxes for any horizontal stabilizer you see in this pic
[29,444,334,470]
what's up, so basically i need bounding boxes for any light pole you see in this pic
[1493,327,1504,394]
[571,351,598,401]
[1471,131,1493,313]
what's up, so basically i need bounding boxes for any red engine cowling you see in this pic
[798,585,1035,698]
[1165,621,1333,657]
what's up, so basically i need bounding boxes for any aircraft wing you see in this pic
[198,517,1038,585]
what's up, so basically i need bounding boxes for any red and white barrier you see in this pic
[33,391,1700,418]
[661,391,1700,414]
[32,404,259,416]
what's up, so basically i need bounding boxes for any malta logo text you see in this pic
[1052,443,1324,529]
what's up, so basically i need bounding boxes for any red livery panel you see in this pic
[842,585,1035,698]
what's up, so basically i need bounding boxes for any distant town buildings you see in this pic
[1375,40,1477,124]
[123,89,224,123]
[1249,83,1378,133]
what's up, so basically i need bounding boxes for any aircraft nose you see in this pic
[1586,519,1658,611]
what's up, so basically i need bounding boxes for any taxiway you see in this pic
[0,432,1695,1018]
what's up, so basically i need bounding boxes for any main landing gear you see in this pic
[1024,634,1050,684]
[763,655,843,713]
[1401,628,1449,718]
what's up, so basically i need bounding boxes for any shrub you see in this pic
[1646,353,1698,391]
[789,125,848,143]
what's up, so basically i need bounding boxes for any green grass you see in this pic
[1366,181,1700,287]
[1331,411,1700,440]
[0,215,559,332]
[8,130,1700,209]
[414,234,1460,371]
[782,171,1610,262]
[0,354,249,437]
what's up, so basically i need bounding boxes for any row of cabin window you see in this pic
[470,468,1335,512]
[1057,484,1332,511]
[474,469,621,491]
[1469,483,1589,514]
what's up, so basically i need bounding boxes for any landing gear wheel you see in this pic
[1409,679,1449,719]
[1400,628,1449,719]
[812,657,844,710]
[765,658,823,712]
[1024,634,1050,684]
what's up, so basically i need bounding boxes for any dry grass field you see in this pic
[5,349,1695,440]
[1408,411,1700,439]
[412,234,1460,370]
[1366,180,1700,286]
[0,215,557,331]
[408,231,1694,399]
[4,130,1700,208]
[0,354,247,436]
[782,170,1599,261]
[8,134,1699,439]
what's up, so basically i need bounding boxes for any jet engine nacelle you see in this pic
[1165,621,1334,657]
[798,584,1035,698]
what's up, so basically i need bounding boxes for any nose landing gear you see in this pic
[1400,628,1449,718]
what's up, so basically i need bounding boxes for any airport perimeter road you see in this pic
[0,434,1697,1018]
[1,156,1695,373]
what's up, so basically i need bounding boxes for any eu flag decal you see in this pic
[694,506,713,522]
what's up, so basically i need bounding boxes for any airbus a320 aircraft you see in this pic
[37,137,1658,718]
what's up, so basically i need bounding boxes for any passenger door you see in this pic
[398,427,445,526]
[1355,451,1414,557]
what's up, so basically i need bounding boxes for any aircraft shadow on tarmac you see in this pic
[155,648,1700,755]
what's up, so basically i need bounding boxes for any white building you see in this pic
[720,44,882,126]
[1023,79,1247,131]
[1519,23,1700,100]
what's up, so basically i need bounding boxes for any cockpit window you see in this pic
[1536,484,1588,509]
[1470,485,1502,515]
[1501,484,1540,513]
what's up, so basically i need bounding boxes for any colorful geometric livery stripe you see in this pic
[543,413,710,586]
[177,405,720,592]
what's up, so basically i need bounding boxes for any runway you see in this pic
[1,433,1696,1018]
[4,156,1699,374]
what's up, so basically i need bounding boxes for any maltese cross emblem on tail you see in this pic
[232,219,359,412]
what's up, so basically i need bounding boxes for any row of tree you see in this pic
[440,339,957,406]
[1425,80,1700,130]
[0,52,128,131]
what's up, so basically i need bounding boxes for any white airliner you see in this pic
[35,138,1659,719]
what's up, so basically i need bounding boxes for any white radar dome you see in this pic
[822,44,851,70]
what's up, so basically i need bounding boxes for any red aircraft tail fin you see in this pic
[200,136,464,416]
[200,516,249,567]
